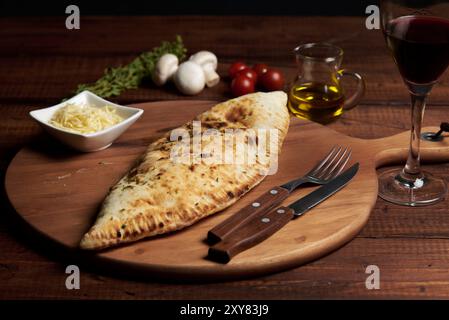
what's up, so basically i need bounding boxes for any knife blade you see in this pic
[208,163,359,263]
[289,162,359,217]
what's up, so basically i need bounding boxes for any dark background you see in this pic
[0,0,379,16]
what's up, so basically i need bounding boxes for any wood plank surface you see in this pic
[1,16,448,104]
[1,16,449,299]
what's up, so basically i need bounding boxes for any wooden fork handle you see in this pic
[207,186,290,244]
[208,206,295,263]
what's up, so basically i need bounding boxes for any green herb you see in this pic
[74,36,187,98]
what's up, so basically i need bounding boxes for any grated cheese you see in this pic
[49,103,123,134]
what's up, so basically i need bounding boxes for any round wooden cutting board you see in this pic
[5,100,449,280]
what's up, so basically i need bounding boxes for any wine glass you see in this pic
[379,0,449,206]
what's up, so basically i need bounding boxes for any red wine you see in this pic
[383,15,449,84]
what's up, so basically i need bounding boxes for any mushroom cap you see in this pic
[189,51,220,87]
[173,61,206,95]
[153,53,179,86]
[189,51,218,70]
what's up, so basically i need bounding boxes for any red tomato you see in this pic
[252,63,269,77]
[236,68,258,82]
[259,69,285,91]
[231,74,255,97]
[228,62,249,79]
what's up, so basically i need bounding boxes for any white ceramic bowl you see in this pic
[29,91,144,152]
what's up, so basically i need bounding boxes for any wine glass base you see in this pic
[378,169,447,206]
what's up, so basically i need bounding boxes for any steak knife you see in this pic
[208,163,359,263]
[207,147,352,244]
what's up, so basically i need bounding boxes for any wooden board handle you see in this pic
[372,126,449,168]
[208,206,295,263]
[207,186,290,244]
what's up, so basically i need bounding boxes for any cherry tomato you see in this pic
[231,74,255,97]
[228,62,249,79]
[236,68,258,82]
[252,63,269,77]
[259,69,285,91]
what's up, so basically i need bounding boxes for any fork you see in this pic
[207,146,352,244]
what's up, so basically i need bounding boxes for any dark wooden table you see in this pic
[1,16,449,299]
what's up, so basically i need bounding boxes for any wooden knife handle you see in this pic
[207,186,290,244]
[208,206,295,263]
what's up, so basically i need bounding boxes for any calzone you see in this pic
[80,91,290,249]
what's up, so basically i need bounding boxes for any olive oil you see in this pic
[288,82,345,124]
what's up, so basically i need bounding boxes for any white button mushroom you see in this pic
[152,53,179,86]
[173,61,206,95]
[189,51,220,87]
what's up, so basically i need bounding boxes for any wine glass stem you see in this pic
[399,93,427,183]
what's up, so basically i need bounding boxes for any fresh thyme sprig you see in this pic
[74,36,187,98]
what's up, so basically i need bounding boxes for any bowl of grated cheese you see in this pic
[30,91,143,152]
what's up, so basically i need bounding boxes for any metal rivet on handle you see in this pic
[252,202,261,208]
[261,217,270,223]
[277,209,285,214]
[270,189,278,195]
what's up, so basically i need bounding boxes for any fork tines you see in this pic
[308,146,352,181]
